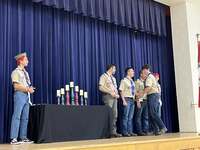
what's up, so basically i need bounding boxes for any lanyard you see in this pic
[22,70,31,86]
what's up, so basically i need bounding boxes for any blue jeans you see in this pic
[122,98,135,134]
[147,93,166,133]
[135,101,149,133]
[157,103,162,118]
[10,91,30,139]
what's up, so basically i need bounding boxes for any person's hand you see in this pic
[137,101,141,108]
[115,94,120,99]
[138,91,144,99]
[27,87,35,94]
[123,100,127,106]
[110,92,116,97]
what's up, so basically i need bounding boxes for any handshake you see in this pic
[136,91,144,100]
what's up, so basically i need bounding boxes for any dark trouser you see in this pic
[102,94,118,134]
[147,93,166,133]
[122,98,135,134]
[135,101,149,133]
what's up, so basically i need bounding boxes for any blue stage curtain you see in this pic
[0,0,179,143]
[31,0,167,36]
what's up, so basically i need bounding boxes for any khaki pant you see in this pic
[102,94,118,134]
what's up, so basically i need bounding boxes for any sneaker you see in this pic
[137,132,146,136]
[10,138,21,145]
[160,127,168,134]
[20,138,34,144]
[145,132,154,136]
[111,133,122,138]
[129,133,137,136]
[122,133,131,137]
[155,131,162,136]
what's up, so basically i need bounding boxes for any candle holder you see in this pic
[70,81,75,105]
[75,86,79,106]
[80,90,84,106]
[84,91,88,106]
[65,85,70,106]
[57,90,61,105]
[61,88,65,105]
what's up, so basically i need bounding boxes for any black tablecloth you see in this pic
[28,104,113,143]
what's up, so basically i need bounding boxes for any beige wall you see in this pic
[170,0,200,132]
[187,0,200,132]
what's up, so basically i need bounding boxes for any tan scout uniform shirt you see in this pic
[135,79,147,101]
[99,73,118,95]
[11,67,31,90]
[145,73,159,95]
[119,77,135,99]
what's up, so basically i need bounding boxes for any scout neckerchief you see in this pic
[126,77,135,96]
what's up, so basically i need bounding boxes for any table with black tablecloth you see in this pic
[28,104,113,143]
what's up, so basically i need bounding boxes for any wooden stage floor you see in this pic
[1,133,200,150]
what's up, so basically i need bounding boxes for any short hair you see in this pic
[106,64,116,71]
[125,67,134,75]
[142,64,151,70]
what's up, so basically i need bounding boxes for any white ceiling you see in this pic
[154,0,186,6]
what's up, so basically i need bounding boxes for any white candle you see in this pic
[80,90,84,96]
[84,92,88,98]
[65,85,70,91]
[61,88,65,95]
[70,81,74,88]
[75,86,79,92]
[57,90,61,97]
